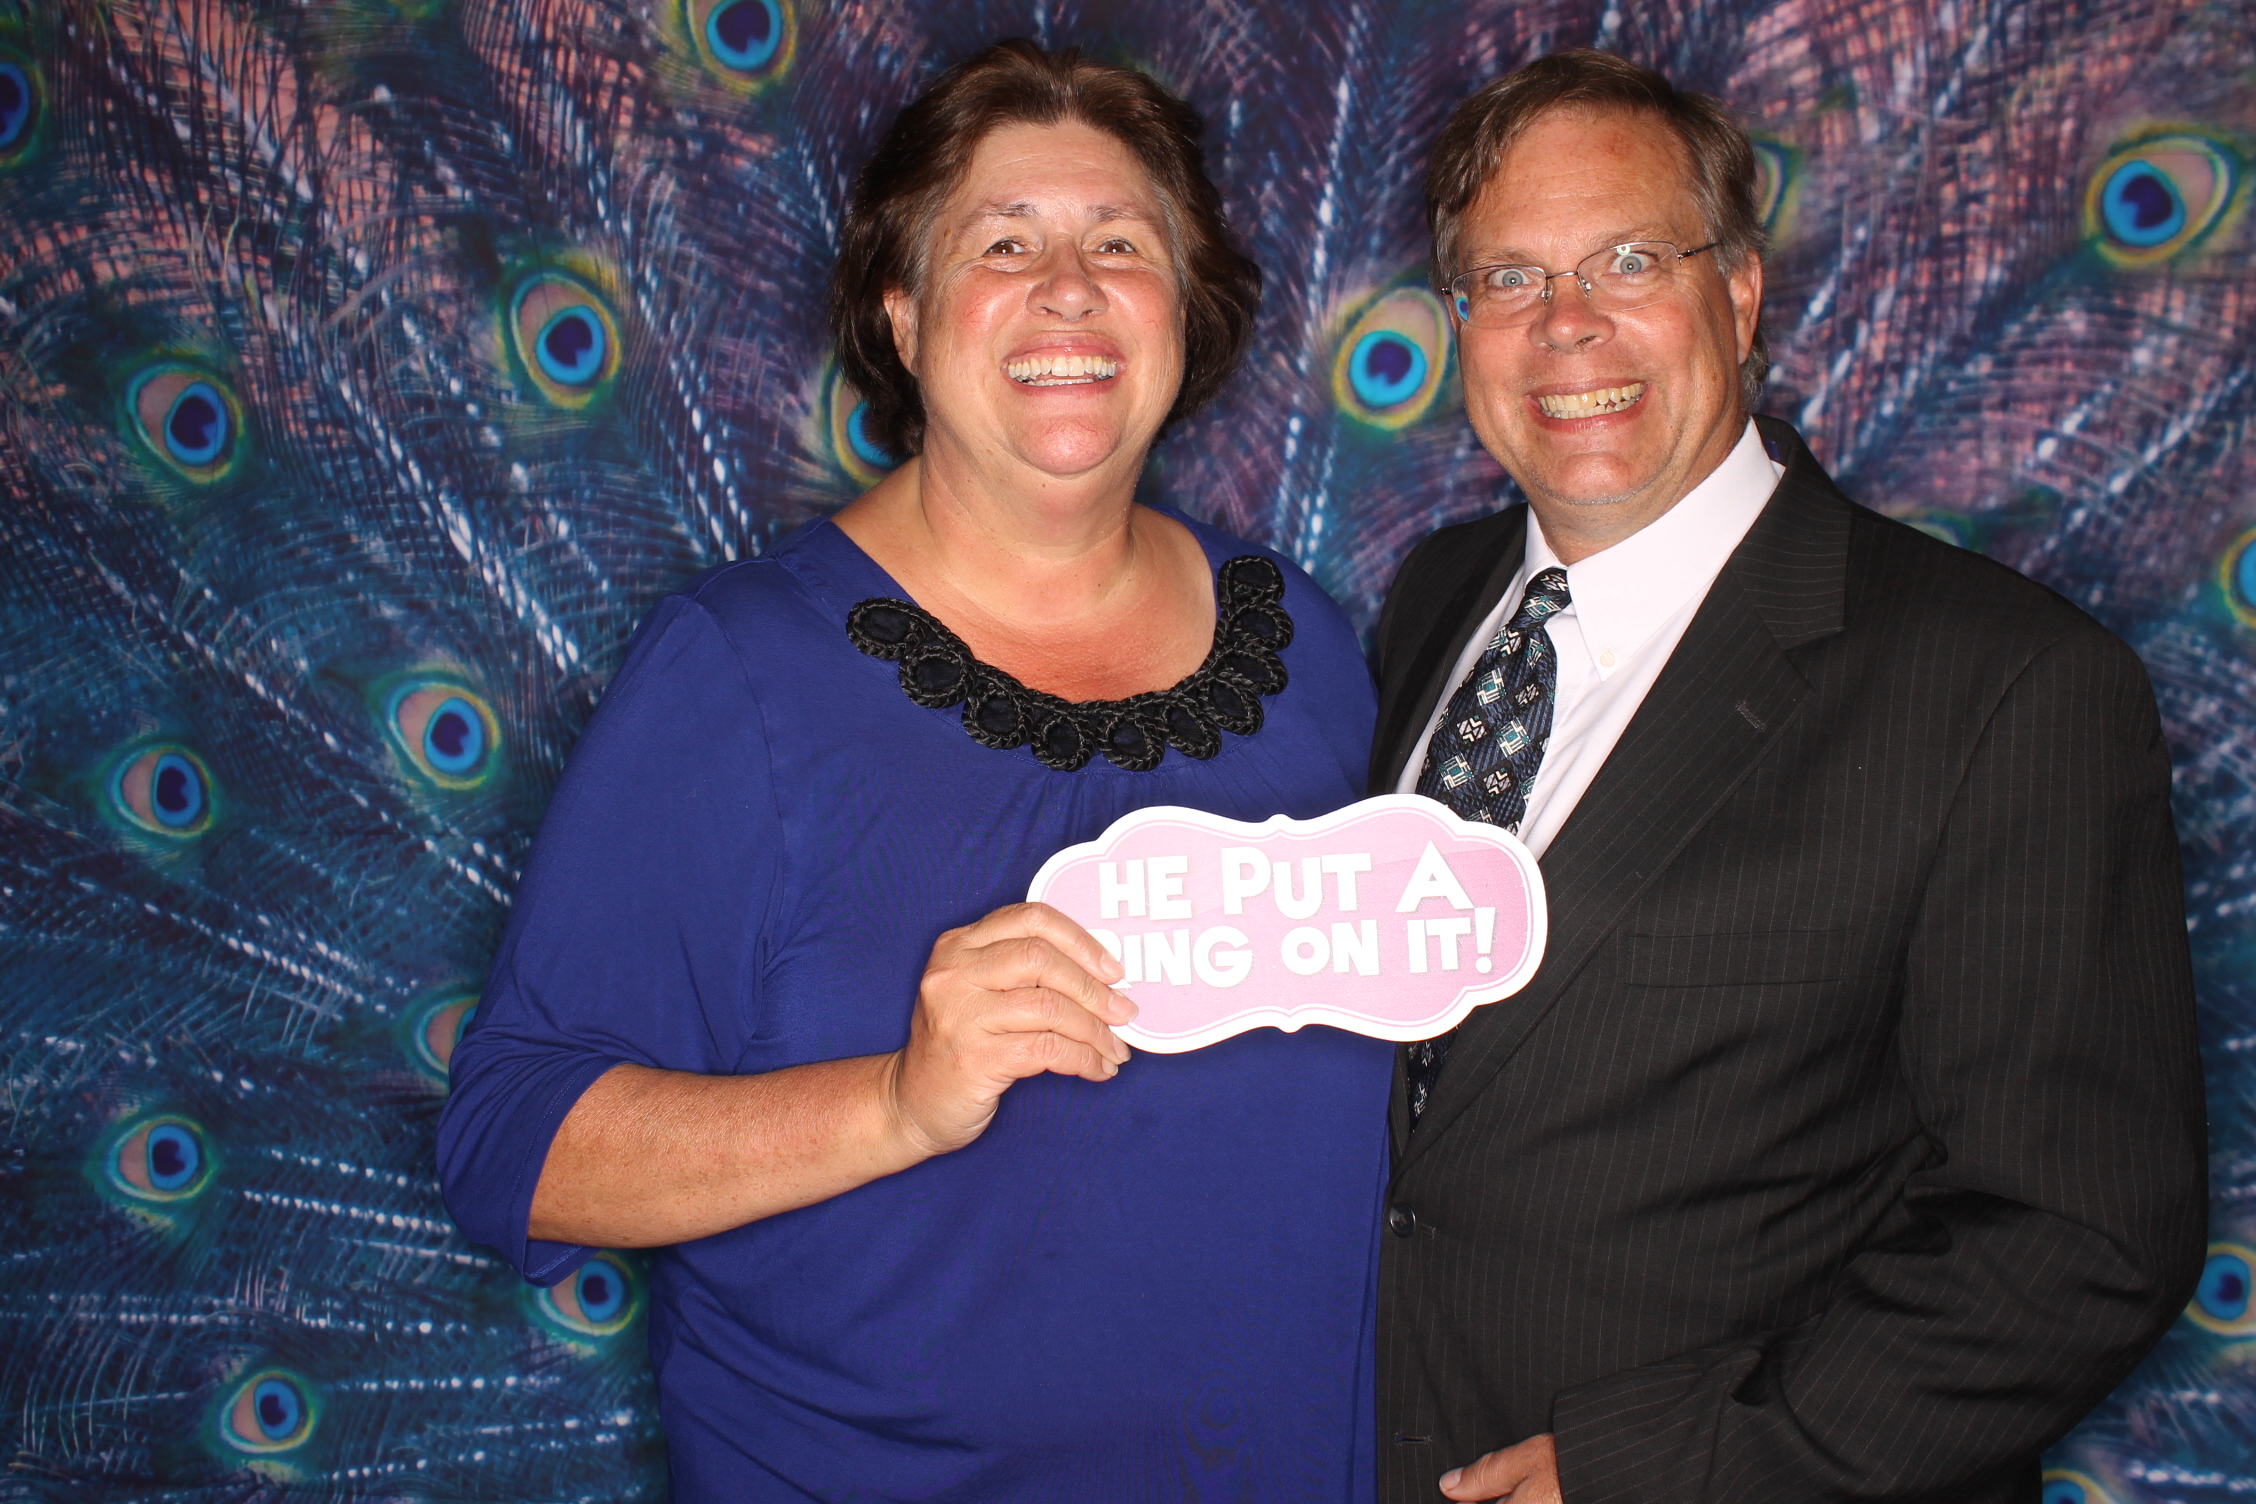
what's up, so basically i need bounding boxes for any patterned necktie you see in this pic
[1405,566,1571,1126]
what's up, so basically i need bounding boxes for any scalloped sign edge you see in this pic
[1026,794,1548,1053]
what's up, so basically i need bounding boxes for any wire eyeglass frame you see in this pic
[1447,240,1720,328]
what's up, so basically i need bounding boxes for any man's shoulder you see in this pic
[1841,499,2128,663]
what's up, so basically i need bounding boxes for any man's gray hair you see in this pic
[1425,49,1771,408]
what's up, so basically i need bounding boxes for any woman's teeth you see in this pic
[1006,354,1119,386]
[1537,382,1646,418]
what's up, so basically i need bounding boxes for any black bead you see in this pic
[1164,703,1221,759]
[1034,715,1093,771]
[971,693,1022,742]
[844,557,1289,773]
[858,604,911,645]
[905,648,966,704]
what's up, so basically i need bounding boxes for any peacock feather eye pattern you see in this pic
[219,1369,318,1456]
[0,46,41,166]
[2185,1242,2256,1335]
[2218,526,2256,629]
[106,742,217,838]
[404,992,478,1083]
[823,364,898,490]
[1750,137,1798,236]
[506,271,622,409]
[1331,286,1449,431]
[380,678,501,791]
[96,1113,216,1205]
[533,1252,642,1342]
[124,365,244,483]
[2084,132,2242,269]
[682,0,795,92]
[2040,1470,2121,1504]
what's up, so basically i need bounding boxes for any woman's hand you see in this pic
[528,903,1131,1246]
[885,901,1133,1157]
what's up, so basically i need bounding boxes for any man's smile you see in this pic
[1533,382,1646,419]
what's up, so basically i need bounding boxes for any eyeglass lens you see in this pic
[1451,242,1692,327]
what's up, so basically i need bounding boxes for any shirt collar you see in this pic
[1527,419,1783,679]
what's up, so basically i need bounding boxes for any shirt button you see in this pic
[1388,1205,1418,1238]
[1598,649,1618,670]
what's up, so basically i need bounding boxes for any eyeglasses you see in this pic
[1446,241,1719,328]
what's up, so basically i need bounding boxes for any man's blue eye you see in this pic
[1614,252,1652,275]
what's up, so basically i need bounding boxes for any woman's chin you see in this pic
[1004,416,1151,483]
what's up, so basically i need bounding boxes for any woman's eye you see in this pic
[1097,238,1135,255]
[984,239,1025,256]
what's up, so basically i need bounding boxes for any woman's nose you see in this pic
[1032,249,1105,321]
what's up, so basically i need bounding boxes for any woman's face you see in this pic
[888,119,1185,485]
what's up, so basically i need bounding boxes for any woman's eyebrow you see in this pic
[957,201,1160,227]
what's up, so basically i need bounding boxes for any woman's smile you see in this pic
[1005,351,1120,385]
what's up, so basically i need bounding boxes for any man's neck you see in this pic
[1525,413,1750,566]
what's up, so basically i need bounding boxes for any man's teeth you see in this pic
[1006,353,1119,385]
[1537,382,1646,418]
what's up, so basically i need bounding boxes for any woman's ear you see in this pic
[883,286,919,374]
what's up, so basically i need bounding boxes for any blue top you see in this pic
[438,512,1391,1503]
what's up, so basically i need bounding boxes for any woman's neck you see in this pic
[833,449,1217,701]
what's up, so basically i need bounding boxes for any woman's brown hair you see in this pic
[829,40,1262,460]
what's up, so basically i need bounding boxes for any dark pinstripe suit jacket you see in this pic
[1368,416,2207,1504]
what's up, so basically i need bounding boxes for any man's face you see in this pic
[1452,107,1763,539]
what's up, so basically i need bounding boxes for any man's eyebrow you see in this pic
[1464,226,1679,264]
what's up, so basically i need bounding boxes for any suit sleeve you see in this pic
[1550,628,2208,1504]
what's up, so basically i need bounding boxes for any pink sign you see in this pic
[1026,794,1547,1052]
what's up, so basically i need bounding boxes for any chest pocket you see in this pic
[1613,927,1871,988]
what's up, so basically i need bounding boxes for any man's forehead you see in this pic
[1462,109,1701,258]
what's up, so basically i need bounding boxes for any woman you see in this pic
[438,41,1390,1502]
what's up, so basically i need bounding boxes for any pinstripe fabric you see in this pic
[1367,417,2206,1504]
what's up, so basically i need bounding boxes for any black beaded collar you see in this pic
[846,555,1294,773]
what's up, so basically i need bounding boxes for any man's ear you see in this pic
[883,286,919,375]
[1729,252,1764,366]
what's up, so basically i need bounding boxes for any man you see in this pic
[1370,50,2206,1504]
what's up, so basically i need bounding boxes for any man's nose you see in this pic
[1032,248,1105,321]
[1528,275,1611,351]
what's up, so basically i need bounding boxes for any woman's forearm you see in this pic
[527,1055,926,1247]
[525,903,1128,1248]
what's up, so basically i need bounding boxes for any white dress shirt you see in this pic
[1398,420,1785,858]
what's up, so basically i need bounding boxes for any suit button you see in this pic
[1388,1205,1417,1238]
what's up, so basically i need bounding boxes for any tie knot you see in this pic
[1512,568,1571,629]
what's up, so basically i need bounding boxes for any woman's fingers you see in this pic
[895,902,1140,1157]
[982,985,1129,1066]
[953,902,1129,992]
[1011,902,1127,985]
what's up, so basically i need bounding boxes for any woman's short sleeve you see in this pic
[436,591,783,1284]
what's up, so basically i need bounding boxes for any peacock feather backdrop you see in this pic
[1,0,2251,1497]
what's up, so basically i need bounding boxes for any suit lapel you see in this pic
[1390,421,1854,1171]
[1371,514,1528,793]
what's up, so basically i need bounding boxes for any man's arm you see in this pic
[1537,628,2206,1504]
